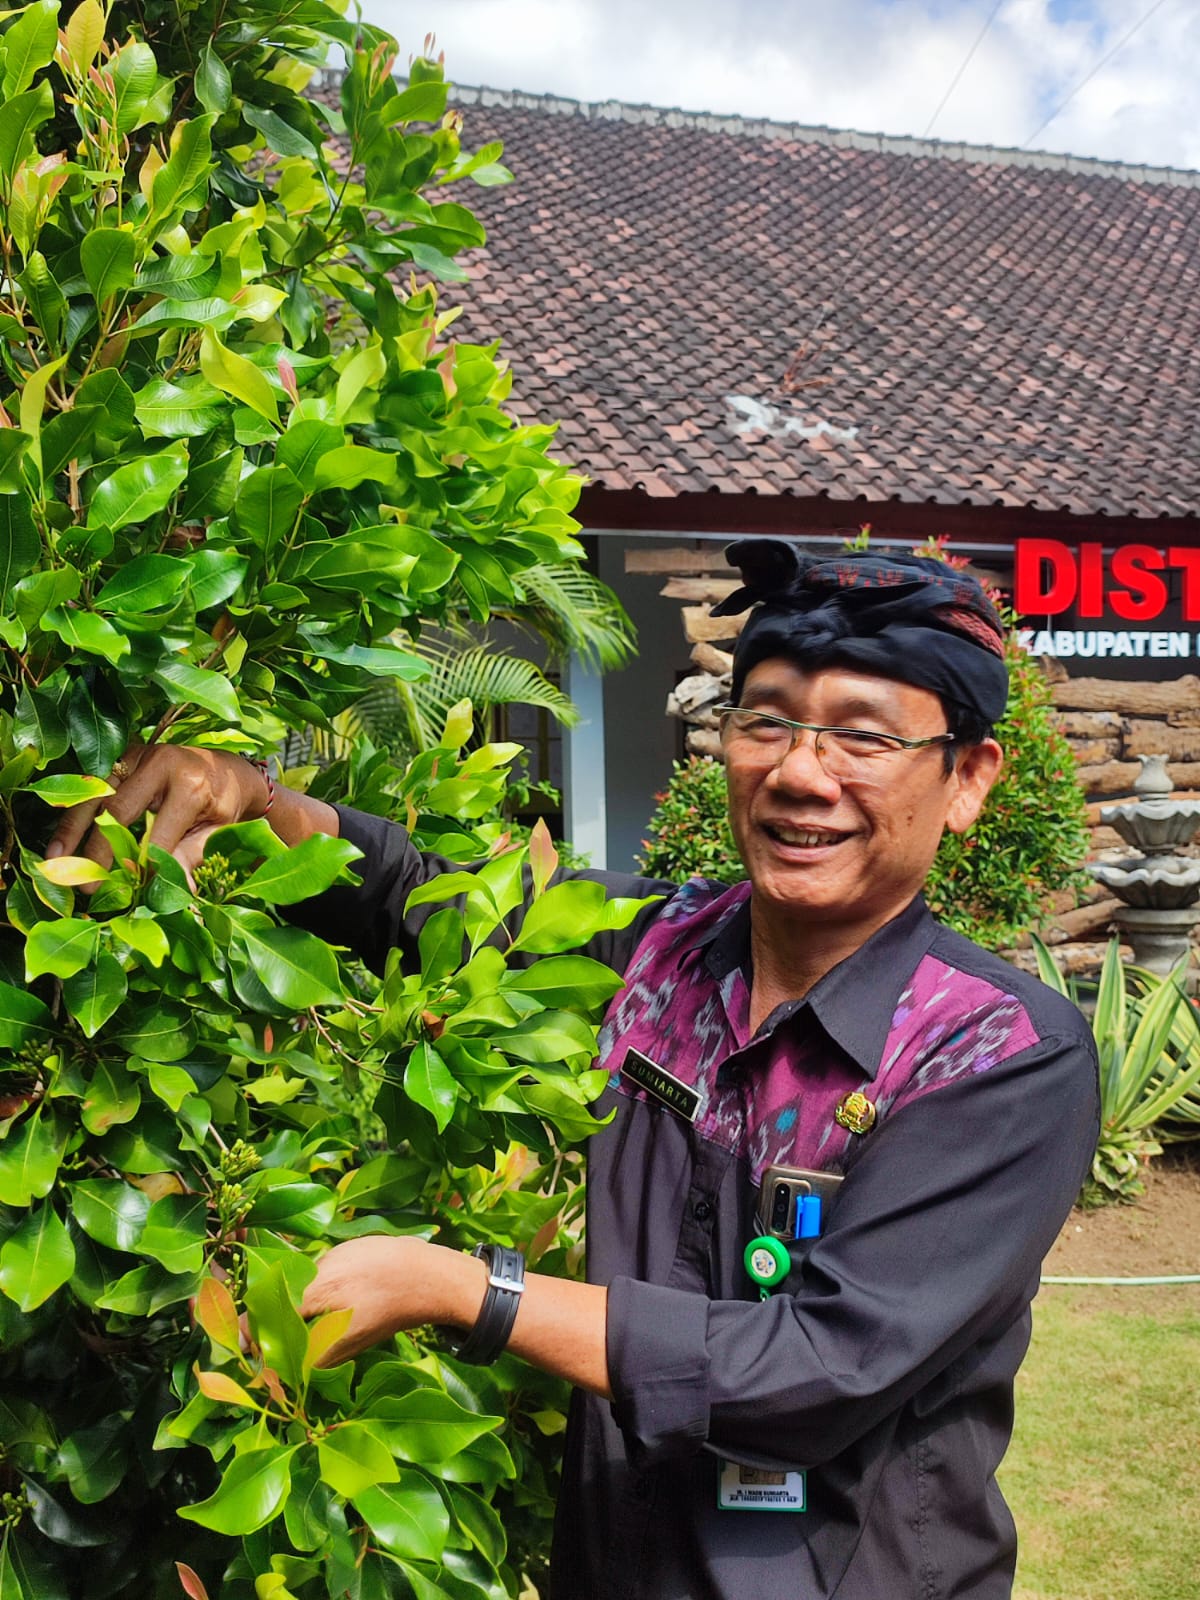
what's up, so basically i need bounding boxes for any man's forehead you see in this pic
[739,659,943,712]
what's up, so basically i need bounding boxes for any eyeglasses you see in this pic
[715,705,955,780]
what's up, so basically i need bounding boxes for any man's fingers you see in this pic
[46,797,106,862]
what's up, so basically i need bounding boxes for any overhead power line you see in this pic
[922,0,1006,137]
[1021,0,1175,150]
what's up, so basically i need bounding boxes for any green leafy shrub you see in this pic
[923,621,1090,948]
[1032,936,1200,1204]
[637,755,741,885]
[0,5,634,1595]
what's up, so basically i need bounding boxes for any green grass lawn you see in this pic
[1003,1286,1200,1600]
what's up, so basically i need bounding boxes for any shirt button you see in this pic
[693,1199,714,1222]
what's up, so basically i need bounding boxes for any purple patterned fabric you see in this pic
[598,878,1039,1187]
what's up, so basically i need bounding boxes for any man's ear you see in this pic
[945,739,1003,836]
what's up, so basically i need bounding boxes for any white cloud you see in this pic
[356,0,1200,170]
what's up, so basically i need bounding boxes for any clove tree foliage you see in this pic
[0,4,641,1596]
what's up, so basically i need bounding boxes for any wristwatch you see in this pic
[444,1243,526,1365]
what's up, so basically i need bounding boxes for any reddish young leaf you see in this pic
[176,1562,210,1600]
[194,1368,256,1408]
[529,816,558,899]
[195,1275,241,1354]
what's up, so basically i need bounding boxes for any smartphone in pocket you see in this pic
[757,1163,844,1239]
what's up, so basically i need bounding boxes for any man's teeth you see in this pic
[770,826,841,846]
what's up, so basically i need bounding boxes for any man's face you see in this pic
[725,660,1002,935]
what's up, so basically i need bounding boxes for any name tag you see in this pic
[620,1048,700,1123]
[717,1458,807,1511]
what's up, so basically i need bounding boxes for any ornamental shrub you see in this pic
[0,6,636,1597]
[637,756,741,886]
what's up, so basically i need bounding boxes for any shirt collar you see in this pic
[701,891,940,1078]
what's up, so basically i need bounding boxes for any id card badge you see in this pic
[717,1458,807,1512]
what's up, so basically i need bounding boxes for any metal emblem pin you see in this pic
[834,1090,877,1135]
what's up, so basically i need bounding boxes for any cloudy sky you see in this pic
[358,0,1200,170]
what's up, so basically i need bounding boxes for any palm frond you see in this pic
[343,631,579,755]
[499,562,636,672]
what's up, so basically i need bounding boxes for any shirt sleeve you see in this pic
[604,1027,1099,1471]
[284,804,673,977]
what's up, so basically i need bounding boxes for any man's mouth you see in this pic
[763,823,845,848]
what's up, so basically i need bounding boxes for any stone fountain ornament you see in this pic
[1090,754,1200,973]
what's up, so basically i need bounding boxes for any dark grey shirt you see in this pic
[298,807,1099,1600]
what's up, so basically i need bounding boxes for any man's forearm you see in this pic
[301,1235,612,1397]
[268,782,341,847]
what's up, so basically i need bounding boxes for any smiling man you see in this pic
[50,540,1099,1600]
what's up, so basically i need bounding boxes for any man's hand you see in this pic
[46,745,269,880]
[300,1233,613,1397]
[300,1237,487,1366]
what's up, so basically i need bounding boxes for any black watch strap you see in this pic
[446,1244,526,1365]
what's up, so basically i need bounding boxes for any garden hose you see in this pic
[1040,1273,1200,1285]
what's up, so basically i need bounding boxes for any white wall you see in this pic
[596,535,703,872]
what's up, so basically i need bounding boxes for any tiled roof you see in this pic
[380,84,1200,519]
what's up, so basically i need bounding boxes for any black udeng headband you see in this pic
[445,1243,526,1365]
[714,540,1010,727]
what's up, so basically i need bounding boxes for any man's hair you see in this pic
[942,703,995,774]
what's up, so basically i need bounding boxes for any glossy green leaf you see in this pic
[509,879,609,954]
[12,683,69,763]
[195,43,232,113]
[371,1389,498,1465]
[185,546,248,611]
[41,606,130,665]
[137,1194,206,1274]
[110,39,158,134]
[97,1259,199,1314]
[178,1445,295,1535]
[147,115,217,235]
[80,228,135,306]
[404,1039,458,1132]
[312,639,426,679]
[232,464,304,551]
[243,1178,337,1235]
[109,913,169,967]
[69,1178,152,1252]
[0,81,54,194]
[317,1424,399,1498]
[0,1202,74,1311]
[500,954,624,1012]
[25,916,102,979]
[200,331,279,425]
[40,406,101,483]
[495,1010,596,1063]
[66,677,126,780]
[0,979,53,1049]
[353,1472,449,1562]
[0,2,59,99]
[80,1058,141,1132]
[276,419,343,489]
[234,834,362,905]
[0,1107,64,1206]
[135,377,227,439]
[27,774,114,806]
[312,445,397,492]
[0,492,40,610]
[244,103,319,159]
[151,657,241,721]
[228,923,343,1008]
[244,1260,308,1391]
[56,1413,132,1505]
[87,446,188,531]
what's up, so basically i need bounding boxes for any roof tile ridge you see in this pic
[315,69,1200,189]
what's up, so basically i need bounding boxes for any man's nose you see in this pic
[767,728,843,796]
